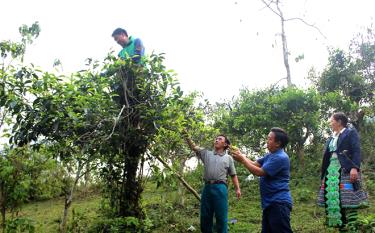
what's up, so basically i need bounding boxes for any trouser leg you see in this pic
[261,208,269,233]
[212,184,228,233]
[201,185,214,233]
[263,203,293,233]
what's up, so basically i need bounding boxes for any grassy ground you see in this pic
[15,193,100,232]
[145,172,375,233]
[8,178,375,232]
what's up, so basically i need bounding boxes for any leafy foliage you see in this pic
[214,87,320,169]
[309,26,375,129]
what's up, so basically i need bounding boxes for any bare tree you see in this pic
[261,0,326,86]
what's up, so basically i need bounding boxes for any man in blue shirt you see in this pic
[231,127,293,233]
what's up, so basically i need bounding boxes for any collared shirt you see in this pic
[257,149,292,210]
[197,149,236,182]
[329,127,346,152]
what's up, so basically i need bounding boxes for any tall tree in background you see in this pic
[310,26,375,130]
[261,0,326,86]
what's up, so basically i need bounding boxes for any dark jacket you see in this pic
[320,127,361,180]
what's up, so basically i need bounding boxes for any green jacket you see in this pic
[118,36,145,63]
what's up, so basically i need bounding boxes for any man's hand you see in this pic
[230,150,265,176]
[350,168,358,183]
[235,188,241,200]
[228,145,238,155]
[231,175,241,200]
[230,147,245,163]
[182,129,199,152]
[181,128,190,139]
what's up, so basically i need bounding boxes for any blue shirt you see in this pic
[257,149,292,210]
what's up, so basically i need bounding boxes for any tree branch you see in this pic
[285,17,327,39]
[260,0,327,39]
[271,77,287,89]
[153,154,201,201]
[260,0,282,18]
[105,104,126,140]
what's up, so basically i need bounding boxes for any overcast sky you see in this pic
[1,0,374,102]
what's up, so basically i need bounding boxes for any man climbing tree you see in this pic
[109,27,146,107]
[112,27,145,63]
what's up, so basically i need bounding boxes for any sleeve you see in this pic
[320,139,331,180]
[257,155,266,166]
[118,49,125,59]
[349,129,361,169]
[196,148,208,164]
[261,155,287,177]
[133,38,144,63]
[228,156,237,176]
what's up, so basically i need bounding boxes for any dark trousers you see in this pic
[262,202,293,233]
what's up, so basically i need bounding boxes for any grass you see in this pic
[146,178,375,233]
[14,193,100,232]
[6,177,375,232]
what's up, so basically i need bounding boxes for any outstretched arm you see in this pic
[185,136,201,152]
[231,149,266,177]
[182,129,201,152]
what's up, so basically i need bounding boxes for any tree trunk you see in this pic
[349,109,365,132]
[117,72,146,219]
[177,158,187,206]
[277,1,292,86]
[0,207,4,233]
[59,162,83,233]
[83,163,91,197]
[0,182,5,233]
[119,142,144,219]
[296,144,305,170]
[60,197,72,233]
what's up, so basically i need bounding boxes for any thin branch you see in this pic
[271,77,287,89]
[119,69,131,110]
[260,0,282,18]
[285,17,327,39]
[261,0,327,39]
[105,104,126,140]
[0,109,8,130]
[152,153,201,201]
[77,161,99,180]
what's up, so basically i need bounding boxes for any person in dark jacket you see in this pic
[318,112,368,232]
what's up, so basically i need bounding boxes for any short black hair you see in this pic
[112,28,128,37]
[332,112,348,127]
[217,134,230,150]
[270,127,289,148]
